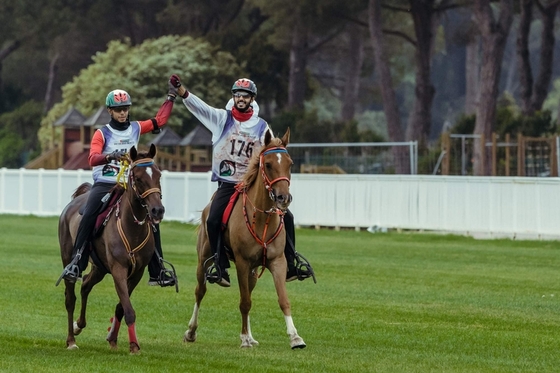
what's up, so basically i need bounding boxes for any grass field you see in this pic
[0,214,559,372]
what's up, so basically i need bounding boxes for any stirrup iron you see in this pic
[294,252,317,284]
[158,258,179,293]
[204,254,222,284]
[55,253,82,286]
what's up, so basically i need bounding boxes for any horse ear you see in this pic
[281,127,290,147]
[130,146,137,160]
[264,130,272,146]
[149,143,157,158]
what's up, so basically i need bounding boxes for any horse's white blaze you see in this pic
[276,153,282,164]
[146,166,153,178]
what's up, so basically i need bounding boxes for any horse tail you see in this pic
[72,182,92,199]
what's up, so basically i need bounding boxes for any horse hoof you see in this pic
[109,340,118,351]
[290,336,306,349]
[240,335,258,348]
[184,331,196,343]
[67,343,79,350]
[129,342,140,354]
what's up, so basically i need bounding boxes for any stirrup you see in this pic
[55,254,82,286]
[294,252,317,284]
[157,259,179,293]
[203,255,221,282]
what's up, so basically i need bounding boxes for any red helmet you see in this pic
[231,78,257,96]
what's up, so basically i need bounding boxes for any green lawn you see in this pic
[0,214,559,372]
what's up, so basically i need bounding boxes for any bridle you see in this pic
[114,157,162,272]
[259,147,291,204]
[240,146,292,277]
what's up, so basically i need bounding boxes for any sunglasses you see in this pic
[111,106,130,113]
[233,92,251,98]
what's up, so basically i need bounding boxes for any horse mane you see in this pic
[241,136,285,189]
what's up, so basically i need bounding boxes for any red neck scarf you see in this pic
[232,106,253,122]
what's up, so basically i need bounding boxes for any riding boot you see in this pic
[147,225,177,288]
[204,183,234,287]
[284,210,316,283]
[205,230,231,287]
[57,216,94,285]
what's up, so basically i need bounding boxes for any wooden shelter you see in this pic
[179,125,212,172]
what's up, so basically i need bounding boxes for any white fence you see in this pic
[1,168,559,240]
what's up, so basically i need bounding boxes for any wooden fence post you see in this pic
[517,133,524,176]
[505,133,510,176]
[491,132,497,176]
[550,138,558,177]
[442,132,450,175]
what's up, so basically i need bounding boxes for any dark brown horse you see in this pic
[58,144,164,353]
[184,128,306,349]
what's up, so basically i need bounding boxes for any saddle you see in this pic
[78,189,124,236]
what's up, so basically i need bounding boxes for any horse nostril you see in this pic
[152,206,165,217]
[288,194,292,203]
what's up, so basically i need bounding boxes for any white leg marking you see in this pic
[185,303,199,342]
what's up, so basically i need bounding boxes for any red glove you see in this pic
[169,74,188,98]
[170,74,181,88]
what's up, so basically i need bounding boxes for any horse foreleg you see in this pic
[237,267,259,348]
[64,281,78,349]
[184,267,207,343]
[271,263,306,349]
[111,268,140,354]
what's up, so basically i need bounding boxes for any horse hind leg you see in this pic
[74,268,105,338]
[185,229,210,343]
[184,265,207,343]
[64,281,79,349]
[107,303,124,351]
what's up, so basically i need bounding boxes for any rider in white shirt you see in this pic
[170,74,314,287]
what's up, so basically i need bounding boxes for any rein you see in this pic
[114,157,162,273]
[240,146,290,278]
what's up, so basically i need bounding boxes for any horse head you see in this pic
[259,128,293,212]
[128,144,165,224]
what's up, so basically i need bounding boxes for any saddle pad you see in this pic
[94,190,123,235]
[221,189,241,229]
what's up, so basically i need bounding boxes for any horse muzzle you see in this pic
[273,192,292,211]
[150,205,165,224]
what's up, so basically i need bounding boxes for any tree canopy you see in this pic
[38,35,244,150]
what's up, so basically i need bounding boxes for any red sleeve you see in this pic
[88,130,107,167]
[138,99,174,134]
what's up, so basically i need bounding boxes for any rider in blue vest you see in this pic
[57,87,178,287]
[169,74,315,287]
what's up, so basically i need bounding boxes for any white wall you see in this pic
[2,168,559,240]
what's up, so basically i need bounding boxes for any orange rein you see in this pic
[239,147,291,277]
[115,158,162,273]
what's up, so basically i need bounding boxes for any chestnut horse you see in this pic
[58,145,164,353]
[184,128,306,349]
